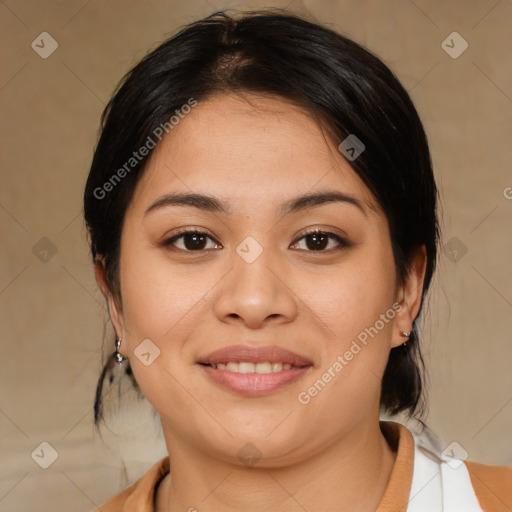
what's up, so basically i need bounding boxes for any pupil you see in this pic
[307,233,327,250]
[185,233,206,250]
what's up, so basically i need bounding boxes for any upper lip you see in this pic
[198,344,313,367]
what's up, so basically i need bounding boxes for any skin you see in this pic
[95,92,427,512]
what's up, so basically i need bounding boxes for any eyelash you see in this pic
[161,228,351,253]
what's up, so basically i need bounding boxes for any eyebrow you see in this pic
[144,190,367,218]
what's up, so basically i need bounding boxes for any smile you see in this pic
[204,361,301,373]
[198,361,312,396]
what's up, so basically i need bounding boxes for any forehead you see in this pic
[129,93,378,216]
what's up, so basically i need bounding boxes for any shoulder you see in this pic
[88,456,171,512]
[465,459,512,512]
[383,418,512,510]
[89,484,136,511]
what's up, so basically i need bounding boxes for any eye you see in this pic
[162,229,221,252]
[290,229,350,252]
[161,228,350,253]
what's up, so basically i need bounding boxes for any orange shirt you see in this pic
[92,421,512,511]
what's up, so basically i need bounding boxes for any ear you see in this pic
[94,257,125,339]
[391,245,428,349]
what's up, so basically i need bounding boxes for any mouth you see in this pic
[199,361,307,372]
[197,344,313,396]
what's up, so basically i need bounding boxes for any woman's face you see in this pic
[103,93,424,466]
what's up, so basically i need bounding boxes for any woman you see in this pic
[84,9,511,511]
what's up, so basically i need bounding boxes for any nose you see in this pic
[212,241,298,329]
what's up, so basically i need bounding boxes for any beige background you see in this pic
[1,0,511,510]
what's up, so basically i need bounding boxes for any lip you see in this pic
[199,364,311,396]
[197,344,314,396]
[197,344,313,367]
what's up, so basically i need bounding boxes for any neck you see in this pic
[155,419,397,512]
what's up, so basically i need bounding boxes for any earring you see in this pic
[400,330,411,347]
[113,338,127,364]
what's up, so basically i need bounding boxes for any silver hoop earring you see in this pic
[113,338,127,364]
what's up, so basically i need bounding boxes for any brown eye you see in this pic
[291,230,350,252]
[162,230,221,251]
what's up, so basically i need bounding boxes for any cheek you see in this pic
[116,240,213,415]
[306,248,396,345]
[301,246,397,411]
[118,240,212,344]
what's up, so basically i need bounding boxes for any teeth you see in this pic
[209,361,297,373]
[227,362,239,372]
[239,362,255,374]
[256,362,273,374]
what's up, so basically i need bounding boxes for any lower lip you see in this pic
[198,364,312,396]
